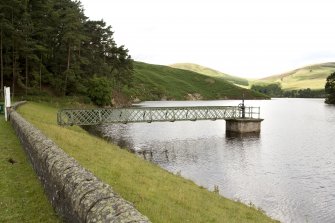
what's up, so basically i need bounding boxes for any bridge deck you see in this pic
[57,106,260,126]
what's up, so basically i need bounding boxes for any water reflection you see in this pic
[91,99,335,223]
[225,131,260,139]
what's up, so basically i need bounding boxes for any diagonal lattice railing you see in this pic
[57,106,261,126]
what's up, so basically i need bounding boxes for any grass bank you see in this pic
[17,101,277,223]
[0,117,60,222]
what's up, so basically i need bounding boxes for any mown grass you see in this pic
[0,116,61,223]
[17,102,278,223]
[169,63,249,86]
[133,61,267,100]
[253,62,335,90]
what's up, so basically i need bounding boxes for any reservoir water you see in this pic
[95,99,335,223]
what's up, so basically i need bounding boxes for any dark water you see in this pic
[96,99,335,223]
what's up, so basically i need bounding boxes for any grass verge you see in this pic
[0,116,61,223]
[18,102,278,223]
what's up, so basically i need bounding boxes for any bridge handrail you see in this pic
[58,105,240,111]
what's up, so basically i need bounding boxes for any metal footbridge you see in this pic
[57,105,261,126]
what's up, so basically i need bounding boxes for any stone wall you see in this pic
[9,104,150,223]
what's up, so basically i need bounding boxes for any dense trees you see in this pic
[87,76,112,106]
[0,0,133,104]
[251,83,325,98]
[325,72,335,104]
[251,83,283,97]
[282,88,325,98]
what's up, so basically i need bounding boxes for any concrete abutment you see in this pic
[225,118,264,136]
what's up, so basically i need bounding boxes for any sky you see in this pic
[79,0,335,78]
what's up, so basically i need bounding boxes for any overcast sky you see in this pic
[80,0,335,78]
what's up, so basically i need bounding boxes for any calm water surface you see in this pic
[96,99,335,223]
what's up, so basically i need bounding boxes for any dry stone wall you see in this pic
[9,103,150,223]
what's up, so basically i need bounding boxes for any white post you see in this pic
[4,86,6,121]
[4,86,11,121]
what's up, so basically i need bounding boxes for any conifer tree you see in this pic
[0,0,133,101]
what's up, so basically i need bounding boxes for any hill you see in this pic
[132,62,267,100]
[169,63,249,86]
[253,62,335,90]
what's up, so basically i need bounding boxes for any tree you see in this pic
[0,0,22,97]
[0,12,4,96]
[29,0,53,91]
[52,0,86,95]
[0,0,133,100]
[81,20,134,89]
[325,72,335,104]
[251,83,283,97]
[20,0,35,96]
[110,45,133,90]
[87,76,112,106]
[0,2,12,96]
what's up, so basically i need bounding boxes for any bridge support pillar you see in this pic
[225,118,264,136]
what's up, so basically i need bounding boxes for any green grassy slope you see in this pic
[253,62,335,90]
[133,62,266,100]
[169,63,249,86]
[0,117,60,223]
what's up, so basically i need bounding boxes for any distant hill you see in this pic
[253,62,335,90]
[132,62,267,100]
[169,63,249,86]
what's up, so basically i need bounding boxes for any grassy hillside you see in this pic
[133,62,266,100]
[253,62,335,90]
[169,63,249,86]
